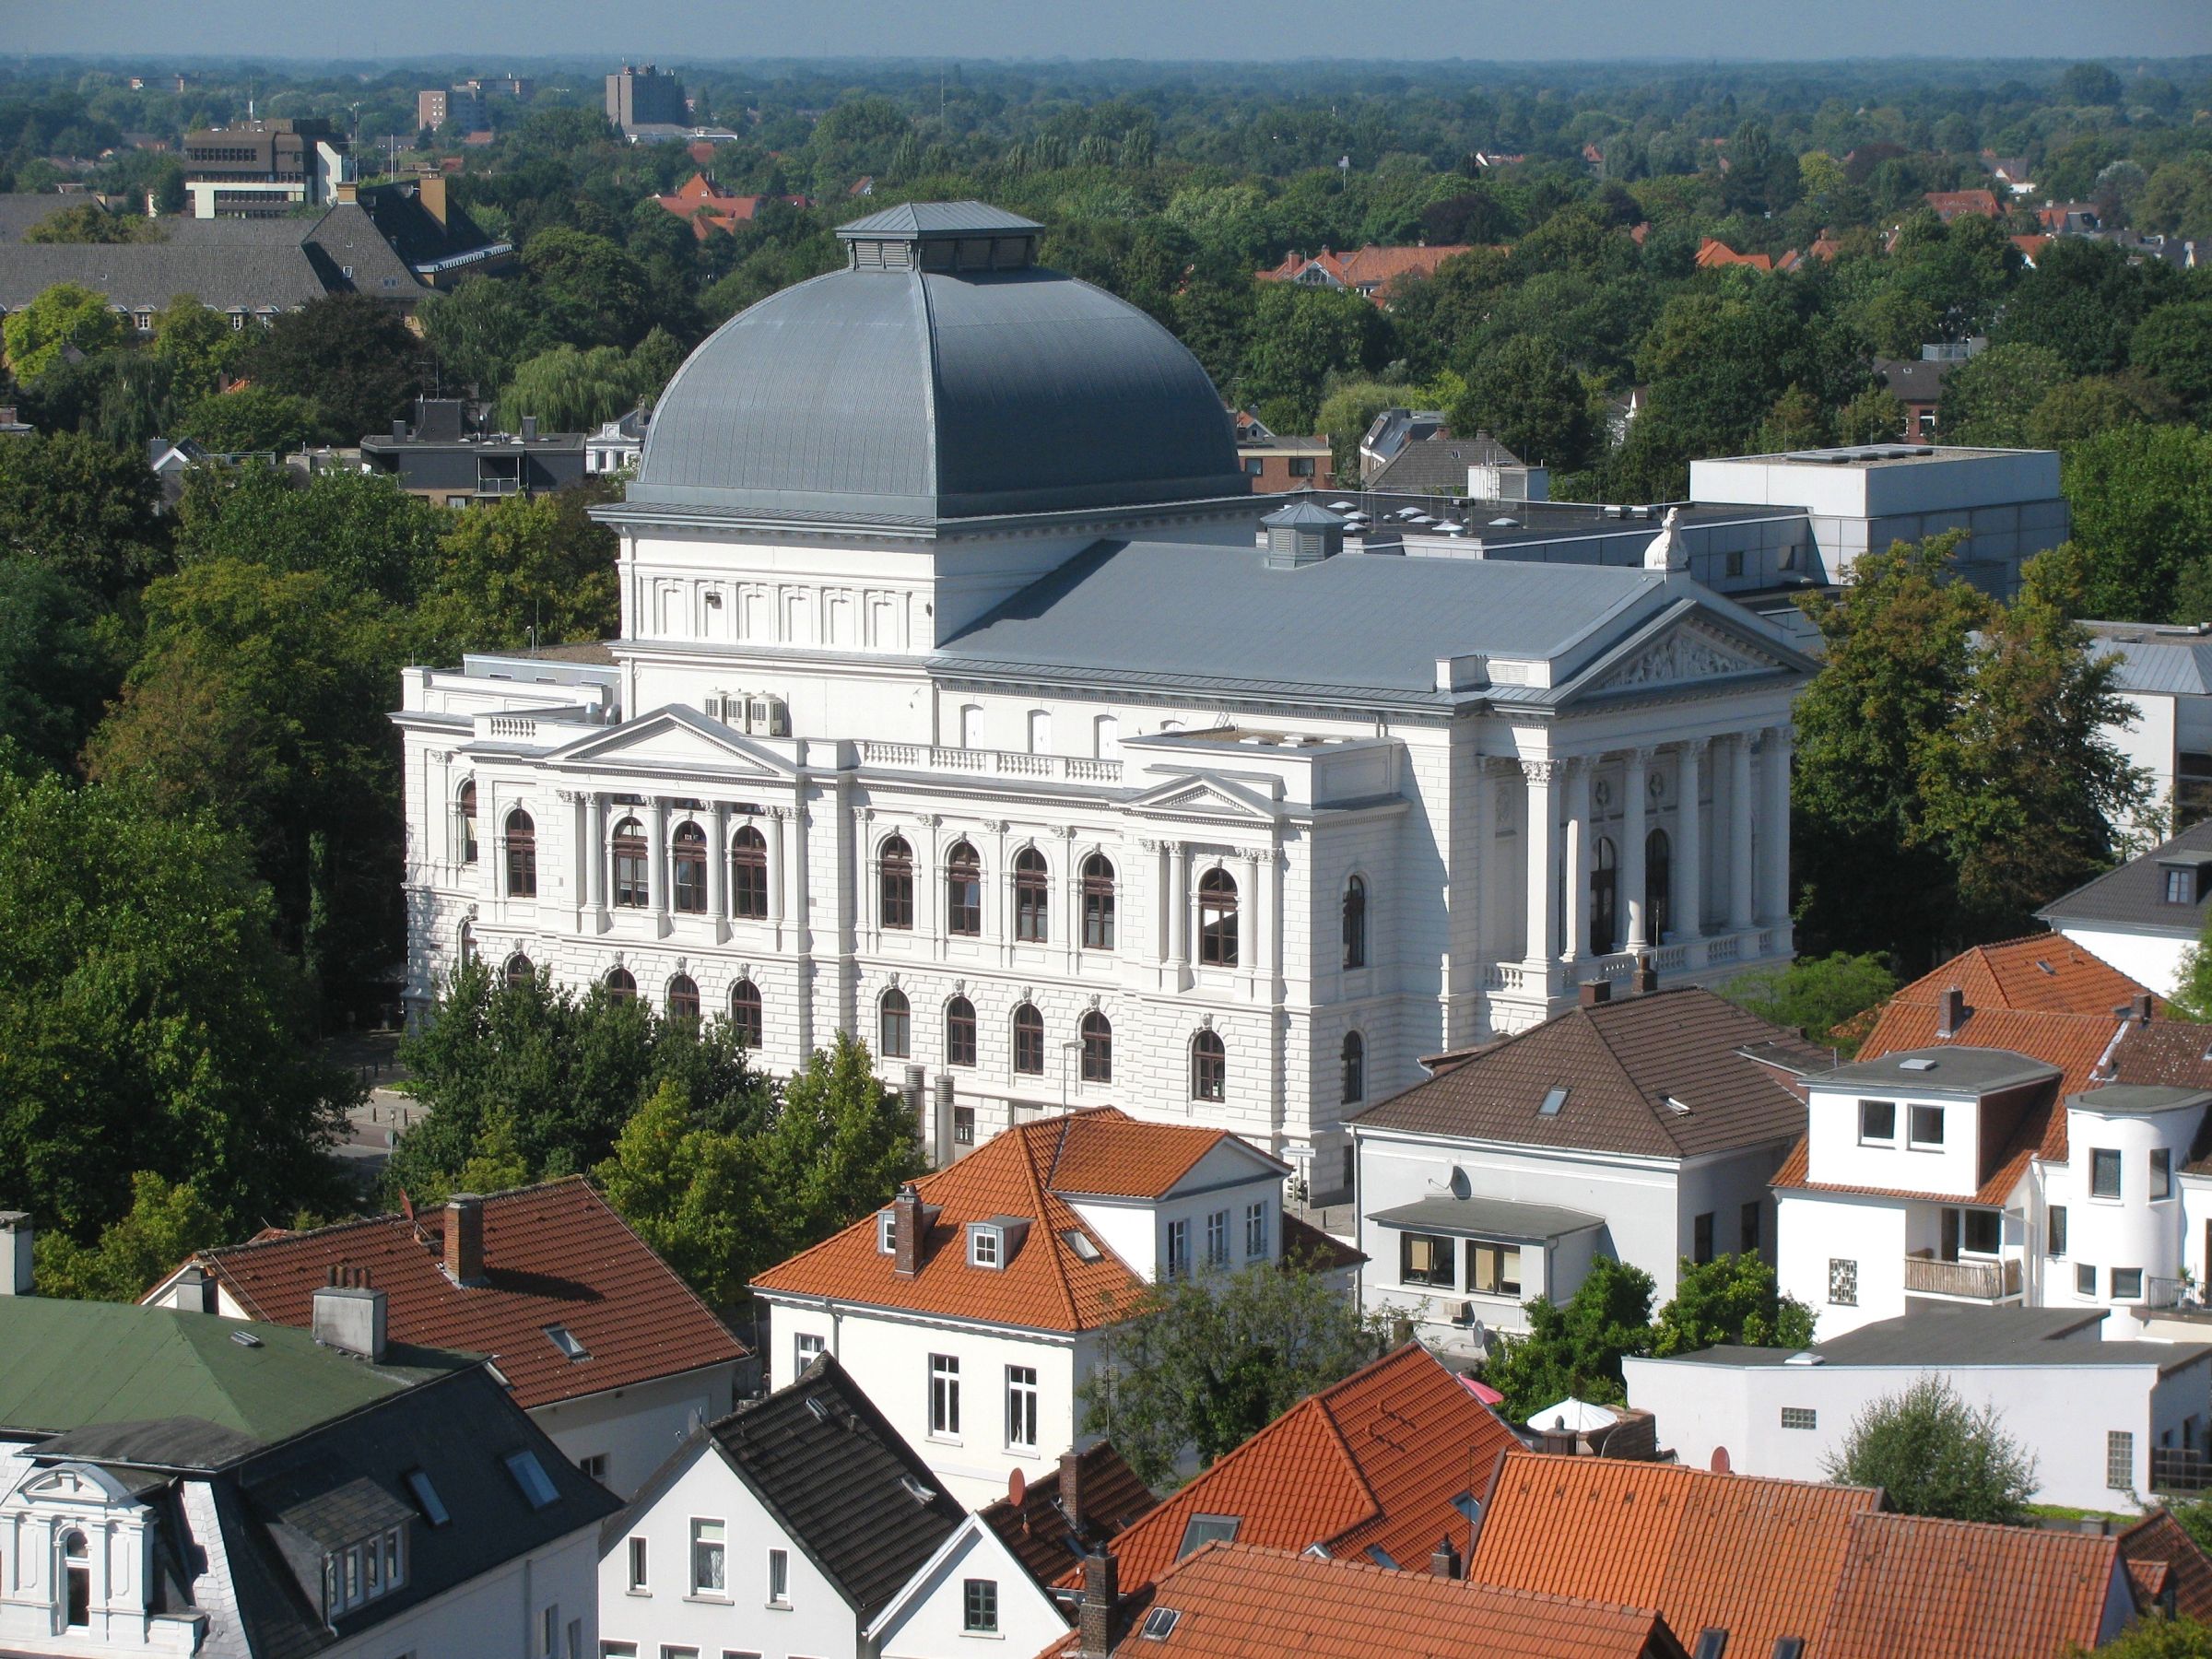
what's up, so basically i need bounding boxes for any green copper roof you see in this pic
[0,1297,473,1459]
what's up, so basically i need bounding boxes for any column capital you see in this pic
[1761,722,1794,747]
[1623,745,1657,769]
[1677,735,1711,760]
[1520,757,1561,784]
[1136,837,1161,853]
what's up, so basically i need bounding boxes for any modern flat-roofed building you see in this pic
[181,117,352,218]
[606,64,687,131]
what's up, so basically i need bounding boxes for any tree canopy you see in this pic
[1822,1374,2039,1523]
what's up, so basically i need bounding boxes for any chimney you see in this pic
[391,418,408,441]
[418,173,448,226]
[1430,1536,1462,1580]
[0,1213,30,1295]
[902,1065,927,1156]
[1632,953,1659,995]
[334,179,358,204]
[444,1194,487,1287]
[1937,986,1967,1039]
[312,1285,388,1361]
[1060,1449,1086,1539]
[934,1074,956,1165]
[521,415,538,441]
[2133,992,2155,1026]
[171,1264,214,1313]
[892,1183,924,1277]
[1579,980,1611,1007]
[1078,1548,1118,1657]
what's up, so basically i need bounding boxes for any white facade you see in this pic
[528,1362,734,1501]
[866,1517,1070,1659]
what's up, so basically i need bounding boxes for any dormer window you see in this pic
[325,1525,406,1618]
[1908,1105,1945,1148]
[2166,865,2203,905]
[878,1211,897,1254]
[969,1224,1001,1268]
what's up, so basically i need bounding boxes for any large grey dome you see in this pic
[628,203,1248,525]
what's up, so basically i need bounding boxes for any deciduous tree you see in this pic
[32,1173,226,1300]
[1722,952,1900,1051]
[1,281,127,381]
[1823,1374,2038,1522]
[1481,1255,1656,1423]
[1651,1253,1815,1356]
[241,293,423,443]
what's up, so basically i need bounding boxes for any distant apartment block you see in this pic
[181,116,351,218]
[606,64,687,131]
[419,86,488,135]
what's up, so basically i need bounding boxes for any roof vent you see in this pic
[229,1330,264,1348]
[1899,1057,1937,1073]
[900,1475,936,1504]
[806,1395,834,1423]
[1261,500,1347,568]
[1783,1351,1825,1366]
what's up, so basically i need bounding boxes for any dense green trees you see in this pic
[1823,1376,2038,1523]
[1722,952,1900,1052]
[243,293,423,442]
[1,281,126,381]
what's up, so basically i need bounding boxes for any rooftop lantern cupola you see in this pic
[1261,500,1347,568]
[837,200,1044,274]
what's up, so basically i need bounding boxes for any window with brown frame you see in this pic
[878,836,914,929]
[1197,868,1239,966]
[1081,853,1116,949]
[671,822,708,913]
[1013,1004,1044,1074]
[731,825,769,919]
[457,781,478,864]
[730,981,762,1048]
[1342,876,1366,969]
[946,843,982,936]
[1013,848,1050,943]
[947,996,978,1067]
[879,988,911,1058]
[612,818,649,909]
[503,808,535,898]
[1081,1011,1112,1083]
[605,967,636,1002]
[1191,1030,1225,1100]
[665,974,700,1021]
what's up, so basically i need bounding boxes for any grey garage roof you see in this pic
[1807,1045,2060,1098]
[1659,1304,2212,1376]
[1370,1194,1606,1241]
[2041,817,2212,939]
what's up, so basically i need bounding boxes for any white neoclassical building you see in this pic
[394,201,1813,1194]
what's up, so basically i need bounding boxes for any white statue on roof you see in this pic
[1642,505,1688,572]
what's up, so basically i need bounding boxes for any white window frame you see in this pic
[930,1353,961,1440]
[1857,1099,1896,1146]
[627,1535,649,1594]
[689,1519,727,1598]
[794,1332,826,1378]
[766,1547,790,1608]
[1166,1218,1190,1278]
[1907,1104,1945,1149]
[1245,1200,1268,1258]
[1006,1365,1039,1452]
[969,1225,1001,1268]
[1206,1209,1228,1269]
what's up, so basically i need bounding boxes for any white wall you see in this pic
[532,1363,738,1500]
[1777,1191,1911,1337]
[869,1519,1068,1659]
[2049,923,2191,1001]
[1805,1083,1984,1200]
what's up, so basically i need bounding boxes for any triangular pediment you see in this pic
[1559,605,1812,706]
[543,706,796,779]
[1123,771,1282,824]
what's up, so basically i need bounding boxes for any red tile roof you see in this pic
[1062,1344,1522,1596]
[1466,1453,1882,1656]
[2119,1509,2212,1622]
[977,1442,1159,1583]
[749,1108,1277,1333]
[176,1177,746,1411]
[1255,244,1481,303]
[1696,238,1772,271]
[1892,934,2154,1017]
[1052,1543,1688,1659]
[1925,189,2003,221]
[1817,1512,2120,1658]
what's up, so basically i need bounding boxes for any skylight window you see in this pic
[1452,1490,1480,1523]
[544,1324,589,1361]
[230,1330,264,1347]
[1365,1545,1399,1569]
[1900,1058,1936,1073]
[1176,1514,1240,1559]
[900,1475,936,1504]
[806,1395,834,1423]
[1539,1087,1569,1116]
[404,1469,450,1527]
[504,1450,559,1510]
[1141,1608,1182,1641]
[1063,1230,1103,1262]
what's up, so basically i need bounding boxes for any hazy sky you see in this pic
[7,0,2209,64]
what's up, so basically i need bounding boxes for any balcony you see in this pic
[1902,1253,2022,1301]
[856,739,1121,786]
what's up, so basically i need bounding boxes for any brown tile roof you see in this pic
[1351,989,1821,1159]
[180,1177,747,1411]
[1891,934,2154,1016]
[749,1108,1275,1333]
[1817,1512,2120,1658]
[1924,188,2004,220]
[1063,1344,1521,1597]
[1255,244,1479,303]
[1281,1212,1366,1275]
[1051,1542,1688,1659]
[2120,1509,2212,1622]
[1466,1453,1882,1656]
[977,1442,1159,1583]
[1695,238,1773,271]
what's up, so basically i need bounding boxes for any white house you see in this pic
[598,1353,1066,1659]
[1349,983,1822,1347]
[391,199,1811,1200]
[586,405,651,475]
[1624,1303,2212,1512]
[0,1226,613,1659]
[2076,620,2212,841]
[748,1106,1344,1508]
[2041,818,2212,999]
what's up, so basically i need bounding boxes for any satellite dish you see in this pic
[1008,1466,1026,1505]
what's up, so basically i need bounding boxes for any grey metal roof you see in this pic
[838,200,1042,239]
[2041,817,2212,938]
[1807,1045,2060,1098]
[1370,1194,1605,1241]
[2085,627,2212,697]
[2066,1083,2212,1115]
[1260,500,1345,527]
[1658,1305,2212,1375]
[628,251,1245,524]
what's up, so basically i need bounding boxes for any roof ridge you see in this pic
[1575,1003,1690,1155]
[1500,1447,1886,1502]
[1018,1118,1083,1330]
[1205,1542,1666,1616]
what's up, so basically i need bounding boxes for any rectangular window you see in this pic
[2113,1267,2145,1300]
[543,1605,559,1657]
[1692,1212,1715,1265]
[970,1226,1000,1268]
[1006,1366,1038,1450]
[690,1520,725,1595]
[628,1536,649,1593]
[954,1106,975,1145]
[1167,1219,1191,1279]
[1244,1201,1269,1258]
[1468,1241,1521,1297]
[1828,1258,1858,1306]
[604,1644,639,1658]
[577,1453,608,1483]
[794,1332,826,1376]
[1858,1100,1896,1144]
[767,1547,789,1606]
[2167,868,2196,904]
[964,1578,1000,1634]
[2049,1206,2068,1257]
[2110,1430,2136,1490]
[1908,1105,1945,1148]
[2078,1262,2099,1296]
[1400,1230,1455,1288]
[930,1354,961,1438]
[1741,1201,1761,1253]
[2153,1148,2173,1201]
[2093,1148,2123,1199]
[1781,1406,1818,1431]
[1206,1209,1229,1268]
[1962,1209,2001,1255]
[505,1450,559,1509]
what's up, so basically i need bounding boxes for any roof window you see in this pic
[1539,1087,1569,1116]
[1141,1608,1182,1641]
[969,1223,1003,1269]
[504,1450,559,1510]
[1899,1057,1936,1073]
[1693,1631,1730,1659]
[900,1475,936,1504]
[1063,1230,1103,1262]
[544,1324,589,1361]
[877,1211,897,1254]
[404,1469,449,1526]
[1364,1545,1399,1568]
[1177,1513,1240,1559]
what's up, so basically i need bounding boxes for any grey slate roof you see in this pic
[1808,1045,2060,1097]
[1369,1194,1605,1241]
[2041,818,2212,939]
[1369,429,1523,494]
[1665,1304,2212,1375]
[935,539,1807,708]
[706,1353,964,1620]
[1873,357,1952,403]
[628,252,1245,524]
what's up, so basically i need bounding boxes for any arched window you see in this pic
[503,952,534,990]
[1081,853,1117,950]
[1190,1030,1226,1102]
[730,981,762,1048]
[731,825,769,920]
[666,973,700,1021]
[1013,847,1049,943]
[612,818,649,909]
[1013,1004,1044,1075]
[879,987,911,1058]
[1590,837,1618,956]
[1081,1010,1112,1084]
[946,996,978,1067]
[1342,875,1367,970]
[605,967,636,1002]
[878,835,914,929]
[1341,1030,1366,1104]
[63,1529,88,1628]
[457,780,478,865]
[504,808,536,898]
[946,842,982,937]
[457,920,475,966]
[1198,868,1240,967]
[672,821,708,914]
[1646,827,1672,943]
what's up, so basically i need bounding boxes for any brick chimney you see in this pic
[2133,992,2155,1025]
[1430,1536,1462,1580]
[892,1183,925,1277]
[1579,980,1611,1007]
[1632,953,1658,995]
[1937,986,1967,1039]
[444,1194,487,1287]
[1060,1449,1086,1539]
[1077,1548,1118,1656]
[0,1212,30,1296]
